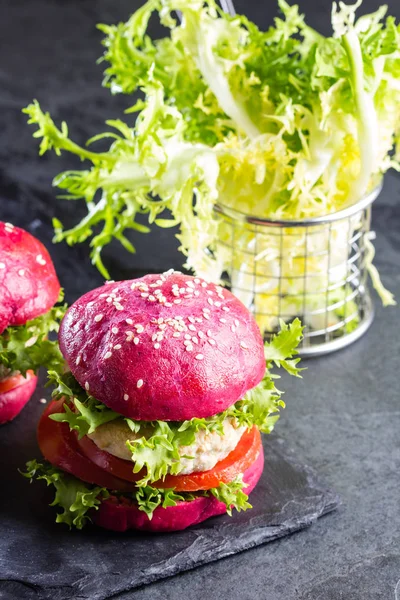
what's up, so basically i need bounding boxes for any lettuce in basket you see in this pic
[24,0,397,331]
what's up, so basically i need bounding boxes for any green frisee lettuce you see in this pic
[22,460,251,527]
[23,0,396,331]
[0,294,67,376]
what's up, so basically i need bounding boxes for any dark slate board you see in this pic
[0,374,339,600]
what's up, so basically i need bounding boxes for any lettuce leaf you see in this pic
[0,294,67,376]
[22,459,107,529]
[48,319,303,485]
[47,370,121,437]
[24,0,397,320]
[22,460,250,525]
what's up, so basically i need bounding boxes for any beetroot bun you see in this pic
[59,271,265,421]
[0,222,60,334]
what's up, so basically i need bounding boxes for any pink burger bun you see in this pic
[0,222,61,335]
[59,271,266,421]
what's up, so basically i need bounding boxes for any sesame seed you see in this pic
[186,281,195,288]
[137,379,144,388]
[188,324,196,332]
[203,313,210,320]
[85,382,90,391]
[148,296,156,302]
[114,303,124,311]
[152,333,158,342]
[208,298,214,306]
[186,344,193,352]
[184,334,191,340]
[174,299,182,304]
[24,335,38,348]
[203,307,210,313]
[104,351,112,359]
[135,325,144,333]
[99,293,108,298]
[141,293,149,298]
[126,318,133,325]
[194,278,201,284]
[94,314,103,322]
[36,254,46,266]
[39,398,47,404]
[194,291,200,297]
[124,394,129,401]
[0,263,5,269]
[219,318,227,324]
[195,354,204,360]
[154,343,160,349]
[87,301,94,307]
[173,332,181,338]
[201,282,207,288]
[130,283,137,290]
[192,337,199,344]
[234,319,240,327]
[157,318,164,324]
[209,339,216,346]
[184,340,191,346]
[231,325,236,332]
[207,330,213,337]
[132,337,139,345]
[106,297,112,303]
[215,302,222,308]
[18,269,25,276]
[198,331,205,339]
[112,327,119,334]
[240,341,248,349]
[105,280,115,285]
[159,323,166,330]
[75,355,81,365]
[165,302,173,307]
[207,290,214,295]
[114,344,122,350]
[188,316,196,324]
[222,306,230,312]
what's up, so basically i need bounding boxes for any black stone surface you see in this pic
[0,1,399,599]
[0,372,338,600]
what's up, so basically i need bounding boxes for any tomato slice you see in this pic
[77,425,262,492]
[0,370,35,394]
[77,434,145,483]
[37,400,136,493]
[158,427,261,492]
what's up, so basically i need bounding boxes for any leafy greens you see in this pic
[24,0,397,337]
[0,294,67,376]
[22,460,251,527]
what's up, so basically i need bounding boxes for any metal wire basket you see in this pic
[208,186,381,357]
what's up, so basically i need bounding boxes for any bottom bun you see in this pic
[94,443,264,533]
[0,373,38,424]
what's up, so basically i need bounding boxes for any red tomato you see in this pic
[0,370,35,394]
[77,424,262,492]
[37,399,136,492]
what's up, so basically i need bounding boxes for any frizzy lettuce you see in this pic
[24,1,397,328]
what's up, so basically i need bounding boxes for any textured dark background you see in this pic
[0,0,400,599]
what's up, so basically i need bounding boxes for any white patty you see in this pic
[88,418,246,475]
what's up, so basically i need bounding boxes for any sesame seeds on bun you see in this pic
[59,271,266,421]
[0,222,61,334]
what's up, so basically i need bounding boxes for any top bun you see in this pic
[0,222,61,334]
[59,271,265,421]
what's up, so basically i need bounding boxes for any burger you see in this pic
[0,221,64,423]
[25,270,302,532]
